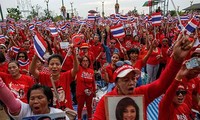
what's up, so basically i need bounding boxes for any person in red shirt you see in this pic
[0,61,34,103]
[93,33,194,120]
[101,53,120,92]
[156,37,170,78]
[158,64,198,120]
[79,43,95,68]
[146,39,162,83]
[29,45,79,110]
[76,56,96,120]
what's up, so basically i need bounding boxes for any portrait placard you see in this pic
[105,95,144,120]
[59,42,69,49]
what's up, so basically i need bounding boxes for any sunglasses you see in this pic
[176,90,187,96]
[18,56,25,58]
[115,60,132,67]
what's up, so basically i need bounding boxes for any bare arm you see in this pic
[71,46,79,78]
[0,77,21,116]
[29,55,40,80]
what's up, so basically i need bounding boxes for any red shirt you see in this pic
[90,42,103,59]
[0,62,9,73]
[38,71,74,109]
[0,72,34,103]
[159,80,192,120]
[76,66,95,96]
[147,48,161,65]
[93,58,182,120]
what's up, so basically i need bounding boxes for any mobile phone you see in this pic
[185,57,200,69]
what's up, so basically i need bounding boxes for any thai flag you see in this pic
[120,15,128,21]
[10,46,20,53]
[88,13,96,21]
[36,21,42,26]
[151,12,162,26]
[33,32,47,61]
[185,18,199,35]
[18,59,30,67]
[79,20,86,25]
[49,25,58,37]
[110,24,125,39]
[8,25,15,34]
[115,13,121,19]
[0,34,5,43]
[180,16,189,21]
[29,24,35,31]
[61,23,67,31]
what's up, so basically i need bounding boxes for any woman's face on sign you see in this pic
[123,105,136,120]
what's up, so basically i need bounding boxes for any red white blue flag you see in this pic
[9,46,20,53]
[33,32,47,61]
[18,59,30,67]
[88,13,96,21]
[185,18,199,35]
[110,24,125,39]
[49,24,58,37]
[151,12,162,26]
[0,35,5,43]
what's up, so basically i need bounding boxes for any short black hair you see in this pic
[127,48,139,59]
[47,54,63,65]
[115,97,139,120]
[27,84,53,107]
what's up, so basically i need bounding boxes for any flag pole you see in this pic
[61,23,83,68]
[170,0,185,34]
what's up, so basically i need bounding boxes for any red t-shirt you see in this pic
[90,42,103,59]
[0,62,9,73]
[76,66,95,96]
[38,71,74,109]
[147,48,161,65]
[159,80,192,120]
[93,58,182,120]
[0,72,34,103]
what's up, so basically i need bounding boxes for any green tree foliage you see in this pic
[7,7,22,21]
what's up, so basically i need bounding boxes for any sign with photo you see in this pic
[59,42,69,49]
[105,95,144,120]
[22,112,66,120]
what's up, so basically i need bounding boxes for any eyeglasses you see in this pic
[0,47,5,49]
[176,90,187,96]
[18,56,25,58]
[115,60,132,67]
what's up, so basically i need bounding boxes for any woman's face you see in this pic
[123,105,137,120]
[48,58,62,76]
[81,57,90,68]
[129,53,139,61]
[8,62,20,77]
[29,89,50,114]
[111,54,120,64]
[18,53,26,60]
[0,46,6,53]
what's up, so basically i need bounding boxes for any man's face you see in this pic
[116,71,137,95]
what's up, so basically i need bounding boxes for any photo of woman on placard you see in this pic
[115,97,139,120]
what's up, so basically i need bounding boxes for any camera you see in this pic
[185,57,200,69]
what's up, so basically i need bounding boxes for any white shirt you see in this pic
[9,100,70,120]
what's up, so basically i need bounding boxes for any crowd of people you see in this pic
[0,9,200,120]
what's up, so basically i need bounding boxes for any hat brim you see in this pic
[117,69,140,78]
